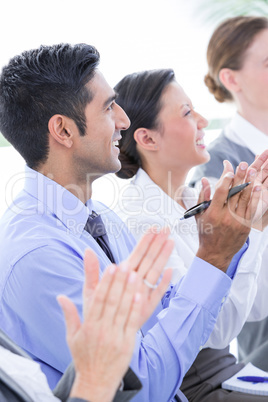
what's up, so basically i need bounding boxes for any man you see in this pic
[0,247,147,402]
[0,43,264,401]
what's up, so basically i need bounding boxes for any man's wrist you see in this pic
[70,374,118,402]
[196,249,231,272]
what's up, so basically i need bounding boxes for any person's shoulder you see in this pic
[202,131,233,157]
[207,132,255,168]
[0,204,85,285]
[189,131,254,186]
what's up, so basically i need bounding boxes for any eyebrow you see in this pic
[103,92,118,109]
[181,102,192,109]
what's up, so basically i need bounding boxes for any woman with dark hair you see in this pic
[190,16,268,372]
[114,69,268,401]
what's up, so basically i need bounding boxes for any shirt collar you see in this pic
[23,166,90,237]
[134,168,197,214]
[226,112,268,156]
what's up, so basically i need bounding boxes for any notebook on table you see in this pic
[222,362,268,396]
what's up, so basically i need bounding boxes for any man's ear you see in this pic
[134,128,159,151]
[48,115,74,148]
[219,68,241,94]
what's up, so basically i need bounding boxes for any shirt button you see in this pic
[199,346,203,351]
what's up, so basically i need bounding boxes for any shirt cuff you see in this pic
[162,256,232,311]
[175,257,231,314]
[225,238,249,279]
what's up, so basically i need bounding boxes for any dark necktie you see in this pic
[84,210,116,264]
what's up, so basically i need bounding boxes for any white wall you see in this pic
[0,0,237,214]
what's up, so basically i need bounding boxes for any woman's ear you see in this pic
[219,68,241,94]
[48,115,74,148]
[134,128,159,151]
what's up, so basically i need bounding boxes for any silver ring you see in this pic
[143,278,157,289]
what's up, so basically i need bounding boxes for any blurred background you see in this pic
[0,0,267,211]
[0,0,267,358]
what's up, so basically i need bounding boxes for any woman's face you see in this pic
[155,81,209,171]
[235,28,268,111]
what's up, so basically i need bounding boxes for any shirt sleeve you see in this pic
[130,257,232,402]
[204,229,268,349]
[1,243,85,389]
[55,364,142,402]
[122,209,263,353]
[225,238,249,279]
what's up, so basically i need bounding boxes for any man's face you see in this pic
[71,70,130,183]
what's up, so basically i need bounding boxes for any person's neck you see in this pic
[143,164,188,208]
[237,106,268,136]
[38,165,93,204]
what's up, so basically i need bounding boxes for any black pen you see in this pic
[180,182,251,220]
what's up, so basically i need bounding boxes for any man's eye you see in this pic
[107,102,115,111]
[185,110,191,116]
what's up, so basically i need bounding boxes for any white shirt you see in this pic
[225,112,268,156]
[0,345,60,401]
[115,168,268,349]
[225,113,268,322]
[195,113,268,323]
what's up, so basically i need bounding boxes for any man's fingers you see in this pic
[57,295,81,341]
[145,269,173,319]
[255,160,268,186]
[124,291,143,335]
[113,271,140,329]
[211,171,234,208]
[245,185,262,222]
[235,167,257,218]
[228,164,256,209]
[219,160,234,179]
[127,228,159,270]
[234,162,248,185]
[86,264,117,322]
[101,266,134,326]
[125,268,172,332]
[136,229,172,278]
[249,150,268,171]
[212,160,234,207]
[202,178,211,201]
[197,177,211,204]
[143,239,174,286]
[234,182,254,218]
[151,268,173,303]
[132,268,172,329]
[228,162,248,208]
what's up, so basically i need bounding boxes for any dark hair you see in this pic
[205,16,268,102]
[0,43,100,168]
[114,69,175,179]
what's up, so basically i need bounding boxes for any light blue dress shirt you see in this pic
[0,167,245,402]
